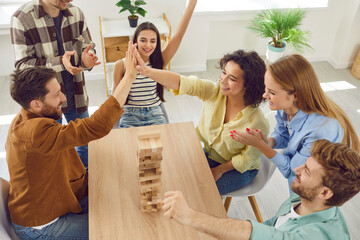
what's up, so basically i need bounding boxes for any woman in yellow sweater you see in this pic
[135,49,269,194]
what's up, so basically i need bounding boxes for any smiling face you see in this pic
[263,70,298,114]
[136,29,157,60]
[291,156,325,201]
[40,78,67,120]
[220,60,245,99]
[44,0,72,10]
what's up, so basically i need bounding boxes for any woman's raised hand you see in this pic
[134,46,151,76]
[125,41,138,80]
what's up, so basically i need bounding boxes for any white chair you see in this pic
[223,155,276,222]
[223,110,278,222]
[0,177,21,240]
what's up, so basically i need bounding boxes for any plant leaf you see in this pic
[137,7,147,17]
[135,0,147,6]
[116,0,130,7]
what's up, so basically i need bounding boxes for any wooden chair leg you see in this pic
[248,195,263,223]
[224,197,232,213]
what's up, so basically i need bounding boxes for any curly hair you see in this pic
[219,50,266,108]
[311,139,360,206]
[10,67,56,109]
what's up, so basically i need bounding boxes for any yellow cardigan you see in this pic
[173,75,269,173]
[6,96,123,227]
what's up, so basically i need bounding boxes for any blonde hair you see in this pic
[269,54,360,152]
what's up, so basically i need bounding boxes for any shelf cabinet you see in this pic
[99,14,171,96]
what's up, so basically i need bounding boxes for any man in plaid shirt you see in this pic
[11,0,100,169]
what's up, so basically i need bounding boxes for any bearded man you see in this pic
[162,139,360,240]
[6,42,137,239]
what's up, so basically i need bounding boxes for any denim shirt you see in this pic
[270,110,343,190]
[250,193,350,240]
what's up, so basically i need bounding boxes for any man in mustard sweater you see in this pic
[6,43,137,239]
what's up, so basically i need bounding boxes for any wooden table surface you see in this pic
[89,122,227,239]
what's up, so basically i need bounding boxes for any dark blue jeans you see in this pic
[12,197,89,240]
[57,109,89,169]
[204,150,258,195]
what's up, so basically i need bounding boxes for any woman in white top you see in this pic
[113,0,197,128]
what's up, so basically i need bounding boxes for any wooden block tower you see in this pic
[137,131,163,212]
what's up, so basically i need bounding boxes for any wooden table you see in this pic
[89,122,227,239]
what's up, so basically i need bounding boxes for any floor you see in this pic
[1,59,360,239]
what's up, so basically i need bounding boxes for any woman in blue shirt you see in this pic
[232,54,359,190]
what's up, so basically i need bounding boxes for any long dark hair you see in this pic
[132,22,165,102]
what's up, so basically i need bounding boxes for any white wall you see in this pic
[0,0,360,77]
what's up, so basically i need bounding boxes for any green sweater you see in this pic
[251,193,350,239]
[6,96,122,227]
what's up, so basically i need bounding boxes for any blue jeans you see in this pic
[119,105,167,128]
[12,197,89,240]
[204,150,258,195]
[57,109,89,169]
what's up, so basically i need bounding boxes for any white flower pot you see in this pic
[266,41,286,63]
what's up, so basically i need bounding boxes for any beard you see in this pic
[41,103,63,120]
[52,0,69,10]
[291,179,322,202]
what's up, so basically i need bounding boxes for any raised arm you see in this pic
[161,0,197,66]
[135,48,180,90]
[112,59,125,92]
[112,42,138,107]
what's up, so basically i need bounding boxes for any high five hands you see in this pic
[125,41,138,80]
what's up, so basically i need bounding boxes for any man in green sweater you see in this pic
[162,139,360,240]
[6,43,137,239]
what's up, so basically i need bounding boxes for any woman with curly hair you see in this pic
[135,49,269,195]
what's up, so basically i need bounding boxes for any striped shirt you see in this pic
[10,0,95,113]
[123,59,161,107]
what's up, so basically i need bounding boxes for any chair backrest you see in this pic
[224,155,276,197]
[0,178,20,240]
[265,110,277,133]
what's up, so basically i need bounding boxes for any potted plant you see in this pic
[116,0,147,28]
[247,8,312,62]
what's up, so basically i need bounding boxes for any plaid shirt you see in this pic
[10,0,96,113]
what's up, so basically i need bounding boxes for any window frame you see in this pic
[191,0,328,14]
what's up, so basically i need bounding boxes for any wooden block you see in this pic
[138,151,162,159]
[138,131,160,140]
[139,162,161,170]
[155,137,163,151]
[139,174,161,182]
[149,138,162,152]
[140,185,161,193]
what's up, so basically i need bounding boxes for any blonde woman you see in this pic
[232,54,360,191]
